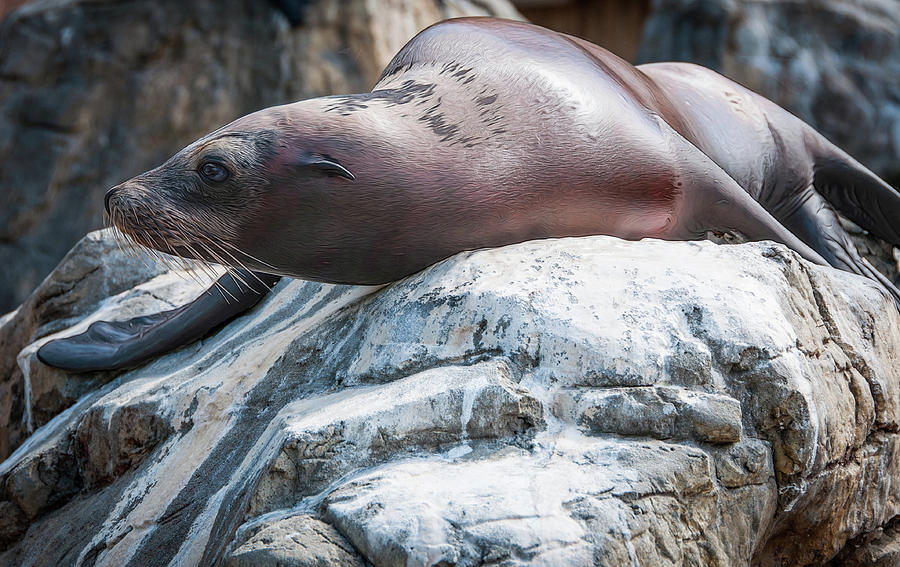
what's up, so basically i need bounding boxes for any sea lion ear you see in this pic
[298,153,355,181]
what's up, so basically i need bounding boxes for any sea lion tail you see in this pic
[811,141,900,247]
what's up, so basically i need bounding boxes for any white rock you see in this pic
[1,232,898,567]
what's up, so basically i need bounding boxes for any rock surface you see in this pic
[0,0,522,312]
[226,514,364,567]
[638,0,900,185]
[1,230,899,565]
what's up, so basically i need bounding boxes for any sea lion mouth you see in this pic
[104,185,267,281]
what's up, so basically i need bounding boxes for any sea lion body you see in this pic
[39,18,900,372]
[107,18,833,284]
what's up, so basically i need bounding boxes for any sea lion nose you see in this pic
[104,188,117,215]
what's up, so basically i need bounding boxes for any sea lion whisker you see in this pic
[218,239,278,270]
[223,267,252,293]
[174,259,206,287]
[206,239,273,292]
[125,205,150,260]
[149,230,186,275]
[114,227,132,258]
[114,230,127,257]
[160,220,243,288]
[123,224,155,266]
[181,240,223,281]
[163,242,206,286]
[205,237,252,271]
[203,270,237,303]
[120,228,140,259]
[214,283,238,304]
[196,241,228,271]
[175,253,212,288]
[123,236,142,259]
[108,214,126,256]
[143,232,171,270]
[187,235,226,269]
[128,241,156,272]
[110,210,133,258]
[197,240,253,292]
[203,240,248,278]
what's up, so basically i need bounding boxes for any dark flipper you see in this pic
[661,120,830,268]
[777,186,900,307]
[814,153,900,246]
[37,269,282,373]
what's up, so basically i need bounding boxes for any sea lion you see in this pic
[38,17,900,372]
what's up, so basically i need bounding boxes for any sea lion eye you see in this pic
[199,161,229,183]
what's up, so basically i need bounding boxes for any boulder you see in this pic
[226,514,364,567]
[1,230,899,565]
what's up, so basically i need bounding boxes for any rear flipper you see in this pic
[37,269,282,373]
[679,161,900,306]
[814,149,900,247]
[662,122,830,268]
[661,119,899,306]
[777,186,900,307]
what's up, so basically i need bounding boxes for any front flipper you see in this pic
[37,269,282,373]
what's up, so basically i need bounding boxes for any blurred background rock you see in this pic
[0,0,897,313]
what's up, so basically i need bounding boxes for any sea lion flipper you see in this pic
[36,269,281,373]
[776,186,900,306]
[664,127,830,267]
[813,151,900,247]
[677,144,900,304]
[702,183,829,266]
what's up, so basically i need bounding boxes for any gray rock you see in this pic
[712,438,771,488]
[226,514,364,567]
[564,386,743,444]
[0,229,175,461]
[246,359,544,517]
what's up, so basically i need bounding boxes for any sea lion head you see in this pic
[104,102,370,281]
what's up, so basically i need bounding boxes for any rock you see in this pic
[0,0,523,313]
[830,518,900,566]
[638,0,900,186]
[321,440,752,567]
[0,230,180,460]
[561,386,743,444]
[226,514,364,567]
[1,231,900,566]
[245,359,543,517]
